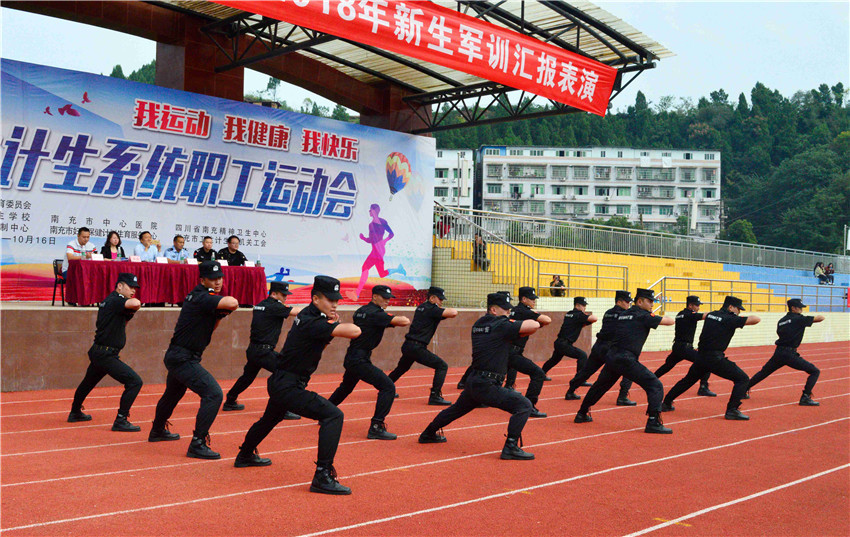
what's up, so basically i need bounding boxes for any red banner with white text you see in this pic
[213,0,617,116]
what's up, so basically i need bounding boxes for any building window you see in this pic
[617,150,624,158]
[594,166,611,180]
[680,168,696,182]
[484,200,501,211]
[595,187,610,196]
[703,189,716,198]
[484,148,499,156]
[573,166,589,180]
[638,205,652,215]
[437,150,443,158]
[702,169,717,182]
[705,153,715,160]
[616,167,632,180]
[530,149,543,156]
[680,188,695,198]
[452,187,460,197]
[637,167,653,181]
[662,151,672,157]
[698,223,718,233]
[487,183,502,194]
[509,149,523,156]
[557,150,566,157]
[486,164,502,177]
[529,201,545,214]
[435,168,448,178]
[458,151,466,158]
[700,206,717,217]
[684,152,692,160]
[552,185,566,195]
[615,187,630,196]
[660,187,674,198]
[575,150,587,157]
[600,150,606,157]
[435,187,449,197]
[531,184,545,195]
[659,206,674,216]
[595,205,609,215]
[574,186,587,196]
[453,168,461,179]
[574,203,589,215]
[616,205,631,215]
[552,166,568,179]
[509,184,523,197]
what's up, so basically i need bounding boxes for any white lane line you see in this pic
[3,390,848,489]
[621,464,850,537]
[3,346,845,407]
[2,416,846,534]
[4,374,847,457]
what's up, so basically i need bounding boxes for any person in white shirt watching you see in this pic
[63,227,97,278]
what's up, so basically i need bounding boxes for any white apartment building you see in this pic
[433,148,474,210]
[477,145,722,238]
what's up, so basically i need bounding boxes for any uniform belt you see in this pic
[673,340,694,346]
[92,344,120,353]
[471,369,505,383]
[510,344,523,354]
[172,345,203,358]
[249,342,275,350]
[777,345,798,351]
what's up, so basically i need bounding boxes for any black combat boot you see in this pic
[799,392,820,406]
[112,413,141,432]
[234,446,272,467]
[616,390,637,406]
[67,407,92,422]
[742,390,750,400]
[283,411,301,420]
[501,436,534,460]
[428,389,451,406]
[660,401,675,412]
[565,390,581,400]
[222,399,245,411]
[529,406,547,418]
[367,421,397,440]
[645,413,672,434]
[418,429,447,443]
[574,410,593,423]
[310,464,351,495]
[724,407,750,420]
[187,433,221,459]
[148,421,180,442]
[697,384,717,397]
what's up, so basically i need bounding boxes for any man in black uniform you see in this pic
[653,295,715,397]
[217,235,248,266]
[68,273,144,432]
[236,276,361,495]
[418,293,541,460]
[149,261,238,458]
[222,281,301,417]
[747,298,824,406]
[662,296,760,420]
[541,296,597,379]
[503,287,551,418]
[388,286,458,405]
[328,285,411,439]
[565,291,635,405]
[574,288,674,433]
[194,236,217,262]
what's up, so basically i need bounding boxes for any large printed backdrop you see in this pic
[0,59,435,302]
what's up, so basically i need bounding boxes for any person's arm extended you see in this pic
[383,220,394,241]
[536,314,552,326]
[442,308,459,318]
[813,315,825,323]
[518,320,541,336]
[744,315,761,326]
[289,306,304,317]
[217,297,239,311]
[124,298,141,312]
[586,314,598,323]
[332,323,362,339]
[390,315,411,327]
[659,316,675,326]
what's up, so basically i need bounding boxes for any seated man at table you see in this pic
[134,231,161,262]
[194,236,217,262]
[165,235,191,264]
[62,227,97,277]
[218,235,247,266]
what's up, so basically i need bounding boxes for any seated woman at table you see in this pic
[133,231,161,262]
[100,231,126,260]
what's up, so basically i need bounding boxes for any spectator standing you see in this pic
[134,231,161,262]
[165,235,191,263]
[218,235,247,266]
[549,275,566,297]
[63,227,97,275]
[100,231,126,260]
[194,236,218,262]
[473,233,489,271]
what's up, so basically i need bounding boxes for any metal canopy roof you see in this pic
[154,1,673,132]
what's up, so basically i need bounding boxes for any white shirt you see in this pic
[63,239,97,272]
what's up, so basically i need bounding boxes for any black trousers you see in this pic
[72,347,143,416]
[580,349,664,414]
[424,373,532,438]
[227,345,280,402]
[242,372,343,466]
[503,351,545,405]
[542,338,588,374]
[568,340,632,394]
[388,340,448,391]
[153,347,223,438]
[748,347,820,394]
[328,361,395,423]
[664,350,749,412]
[654,342,710,387]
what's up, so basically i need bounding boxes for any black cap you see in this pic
[428,286,447,300]
[372,285,395,299]
[487,292,512,310]
[722,296,745,311]
[269,281,292,295]
[787,298,807,309]
[117,272,140,288]
[615,290,633,303]
[634,288,659,302]
[574,296,588,306]
[199,260,223,279]
[686,295,702,305]
[518,286,538,300]
[313,275,342,301]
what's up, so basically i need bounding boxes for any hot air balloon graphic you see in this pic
[385,152,412,201]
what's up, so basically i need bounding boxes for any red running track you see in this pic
[1,342,848,536]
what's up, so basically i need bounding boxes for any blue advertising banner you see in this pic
[0,59,435,302]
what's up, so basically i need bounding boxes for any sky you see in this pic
[1,2,848,114]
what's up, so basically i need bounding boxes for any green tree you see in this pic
[720,219,757,244]
[109,65,126,79]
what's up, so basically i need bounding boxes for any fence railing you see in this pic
[435,205,850,273]
[649,276,848,314]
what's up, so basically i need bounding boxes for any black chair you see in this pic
[52,259,66,306]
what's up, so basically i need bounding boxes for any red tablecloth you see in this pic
[65,260,267,305]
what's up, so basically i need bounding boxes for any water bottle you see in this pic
[256,255,262,268]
